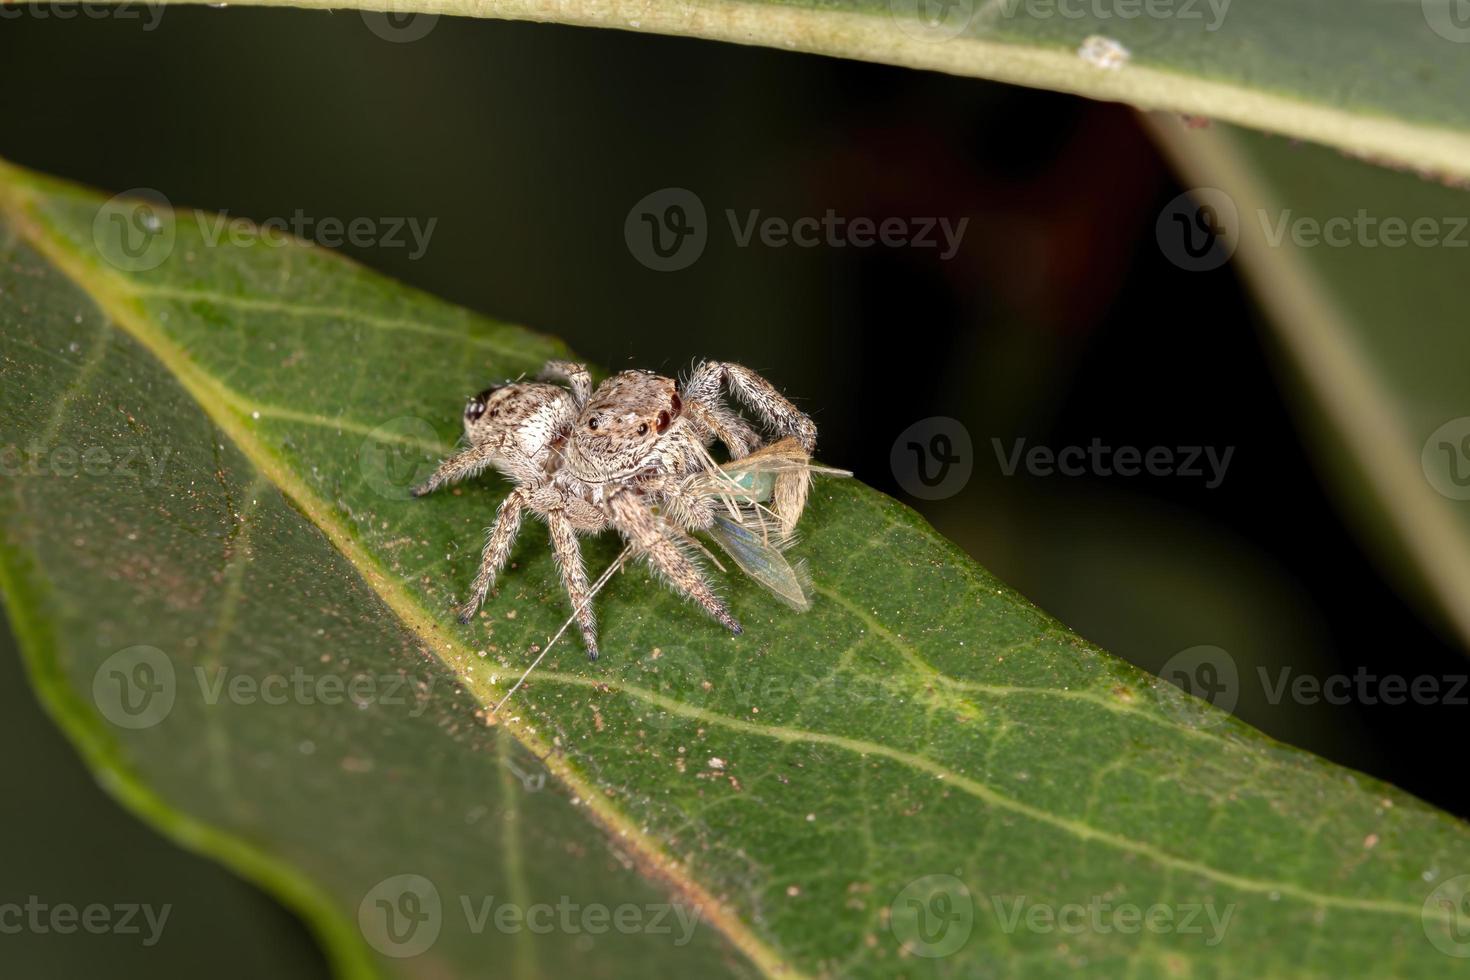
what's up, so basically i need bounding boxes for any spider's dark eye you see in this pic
[655,410,671,434]
[465,386,498,422]
[588,418,599,430]
[638,422,649,436]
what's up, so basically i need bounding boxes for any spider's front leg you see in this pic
[412,443,498,497]
[457,487,528,623]
[608,490,742,636]
[538,360,592,406]
[684,361,817,453]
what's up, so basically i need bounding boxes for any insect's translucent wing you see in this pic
[707,513,812,612]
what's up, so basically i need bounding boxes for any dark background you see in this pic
[3,8,1466,975]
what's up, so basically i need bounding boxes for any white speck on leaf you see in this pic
[1078,35,1130,70]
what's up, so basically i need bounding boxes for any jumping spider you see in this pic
[413,360,823,660]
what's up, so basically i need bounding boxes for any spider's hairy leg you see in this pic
[685,361,818,453]
[546,510,601,660]
[608,491,742,635]
[457,488,528,623]
[412,442,497,497]
[538,360,592,405]
[689,400,761,459]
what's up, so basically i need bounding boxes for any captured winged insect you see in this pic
[685,437,853,613]
[492,439,850,712]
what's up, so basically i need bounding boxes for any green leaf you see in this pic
[44,0,1470,180]
[1146,115,1470,650]
[1,160,1467,978]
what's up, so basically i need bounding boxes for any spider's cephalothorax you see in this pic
[413,359,824,660]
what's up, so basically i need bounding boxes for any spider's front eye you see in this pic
[637,423,649,436]
[588,418,599,431]
[465,400,487,422]
[655,410,671,433]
